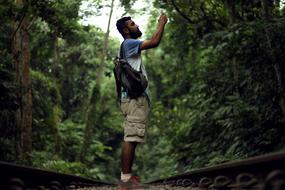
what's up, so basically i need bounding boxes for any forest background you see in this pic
[1,0,285,182]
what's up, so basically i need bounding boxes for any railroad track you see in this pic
[1,150,285,189]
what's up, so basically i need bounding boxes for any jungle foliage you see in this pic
[1,0,285,182]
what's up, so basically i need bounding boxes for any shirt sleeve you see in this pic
[123,39,143,58]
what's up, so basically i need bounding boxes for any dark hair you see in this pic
[116,16,131,37]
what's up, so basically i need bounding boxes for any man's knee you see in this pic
[123,141,138,147]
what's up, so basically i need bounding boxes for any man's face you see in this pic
[125,19,142,39]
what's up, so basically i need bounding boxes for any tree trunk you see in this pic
[52,33,60,78]
[261,0,284,119]
[96,0,114,87]
[223,0,236,24]
[232,56,240,97]
[273,64,285,119]
[51,32,62,155]
[261,0,274,19]
[78,0,115,162]
[78,87,100,162]
[274,0,280,9]
[264,24,285,120]
[12,0,32,164]
[52,105,62,155]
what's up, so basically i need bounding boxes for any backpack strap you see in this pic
[114,40,126,103]
[120,40,125,59]
[120,40,142,72]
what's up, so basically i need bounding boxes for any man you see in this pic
[116,14,168,188]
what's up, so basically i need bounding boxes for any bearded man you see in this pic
[116,14,168,189]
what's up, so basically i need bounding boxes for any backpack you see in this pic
[113,41,148,100]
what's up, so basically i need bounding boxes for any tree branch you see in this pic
[200,2,227,27]
[11,3,29,40]
[169,0,196,24]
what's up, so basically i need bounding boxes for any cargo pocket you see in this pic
[120,98,130,115]
[124,115,146,137]
[135,97,144,107]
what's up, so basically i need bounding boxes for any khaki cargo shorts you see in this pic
[120,96,150,143]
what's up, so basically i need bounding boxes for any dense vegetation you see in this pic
[1,0,285,182]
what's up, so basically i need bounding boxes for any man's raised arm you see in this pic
[140,14,168,50]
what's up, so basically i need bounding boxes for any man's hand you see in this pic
[158,14,168,25]
[140,14,168,50]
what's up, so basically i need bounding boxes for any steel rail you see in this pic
[0,161,115,189]
[1,150,285,189]
[147,150,285,189]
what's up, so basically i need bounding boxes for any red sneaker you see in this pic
[118,176,149,190]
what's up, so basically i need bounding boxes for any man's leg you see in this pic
[119,96,149,183]
[121,141,137,174]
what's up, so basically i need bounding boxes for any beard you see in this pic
[130,29,142,39]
